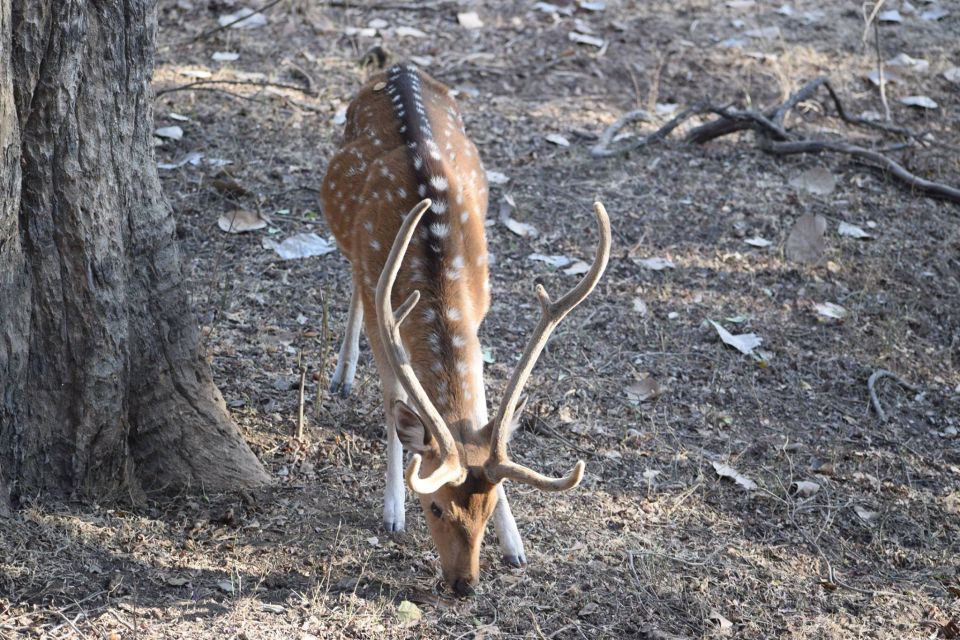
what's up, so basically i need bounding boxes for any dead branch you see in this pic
[868,369,921,422]
[763,139,960,202]
[155,78,316,97]
[594,75,960,205]
[591,104,705,157]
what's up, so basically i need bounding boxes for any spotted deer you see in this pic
[320,62,611,596]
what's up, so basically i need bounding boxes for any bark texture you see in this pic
[0,0,268,505]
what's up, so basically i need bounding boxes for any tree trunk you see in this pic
[0,1,269,506]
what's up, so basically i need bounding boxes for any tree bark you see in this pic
[0,0,269,505]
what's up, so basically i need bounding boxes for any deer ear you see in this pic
[392,400,434,453]
[505,395,528,441]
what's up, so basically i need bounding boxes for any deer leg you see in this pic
[330,284,364,397]
[493,484,526,566]
[383,382,407,532]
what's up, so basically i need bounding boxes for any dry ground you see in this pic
[2,0,960,638]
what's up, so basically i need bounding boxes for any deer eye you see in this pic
[430,502,443,518]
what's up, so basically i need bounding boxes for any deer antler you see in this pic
[485,202,611,491]
[376,199,467,495]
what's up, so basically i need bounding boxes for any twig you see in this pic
[763,139,960,204]
[155,78,316,97]
[314,288,331,422]
[321,0,453,9]
[862,1,891,121]
[189,0,286,43]
[591,103,706,157]
[296,351,307,439]
[867,369,921,422]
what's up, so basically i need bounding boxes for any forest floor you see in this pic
[2,0,960,638]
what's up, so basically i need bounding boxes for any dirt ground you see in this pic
[3,0,960,638]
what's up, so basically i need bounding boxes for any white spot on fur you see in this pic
[422,307,435,322]
[460,210,469,223]
[431,199,448,215]
[370,239,381,251]
[451,255,465,270]
[446,306,462,321]
[451,334,466,349]
[430,175,448,191]
[363,221,373,233]
[413,155,423,170]
[430,223,450,238]
[418,184,427,197]
[456,360,469,375]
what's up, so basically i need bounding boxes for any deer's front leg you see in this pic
[330,284,364,397]
[493,484,526,567]
[383,414,407,532]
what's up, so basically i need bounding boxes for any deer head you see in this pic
[375,198,611,595]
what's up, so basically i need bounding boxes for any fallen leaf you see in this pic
[486,170,510,185]
[900,95,938,109]
[745,26,780,38]
[264,233,337,260]
[367,536,379,547]
[545,133,571,147]
[333,106,347,125]
[580,0,605,10]
[814,302,848,320]
[837,221,871,239]
[499,196,538,238]
[564,260,590,275]
[625,374,661,404]
[711,461,758,491]
[216,580,235,594]
[529,253,572,269]
[744,237,772,248]
[168,112,190,122]
[920,6,949,21]
[577,602,599,617]
[878,9,903,22]
[396,25,427,38]
[457,11,484,29]
[789,167,836,196]
[632,297,648,316]
[218,7,267,29]
[261,604,285,614]
[885,52,929,74]
[368,18,388,29]
[396,600,422,622]
[158,151,204,171]
[218,210,267,234]
[154,126,183,140]
[165,575,189,587]
[212,51,240,62]
[634,257,675,270]
[708,320,763,356]
[944,67,960,84]
[707,610,734,633]
[785,213,827,264]
[854,505,879,524]
[568,31,606,47]
[726,0,756,8]
[790,480,821,497]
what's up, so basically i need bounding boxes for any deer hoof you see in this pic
[383,520,405,533]
[502,553,527,568]
[329,380,352,397]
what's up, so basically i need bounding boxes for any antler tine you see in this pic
[485,202,611,489]
[376,199,466,494]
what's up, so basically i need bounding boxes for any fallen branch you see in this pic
[763,140,960,202]
[155,78,316,97]
[868,369,921,422]
[592,75,960,205]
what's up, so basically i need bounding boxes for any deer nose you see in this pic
[452,577,476,598]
